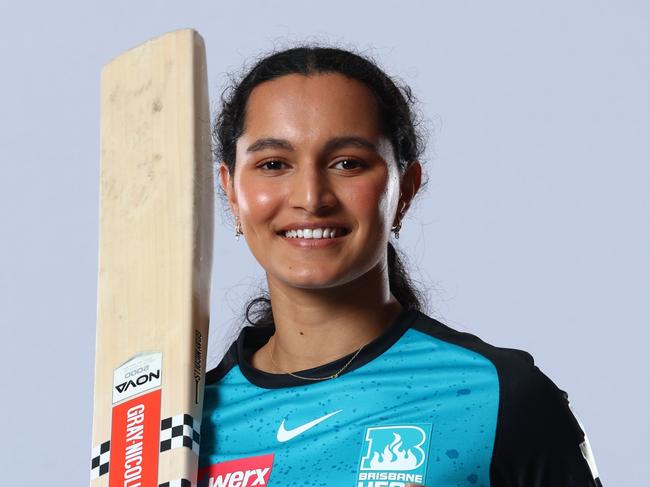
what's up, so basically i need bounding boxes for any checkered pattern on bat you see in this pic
[90,440,110,479]
[89,413,200,478]
[158,479,191,487]
[160,413,201,455]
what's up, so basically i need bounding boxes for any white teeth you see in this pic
[283,227,345,239]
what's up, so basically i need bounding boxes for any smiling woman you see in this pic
[198,46,603,487]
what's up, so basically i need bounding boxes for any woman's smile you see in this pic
[275,220,352,250]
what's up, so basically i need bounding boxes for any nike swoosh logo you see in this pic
[276,409,342,442]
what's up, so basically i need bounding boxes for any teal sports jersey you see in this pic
[199,308,602,487]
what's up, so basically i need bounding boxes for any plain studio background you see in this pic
[1,0,647,484]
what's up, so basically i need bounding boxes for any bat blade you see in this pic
[90,29,213,487]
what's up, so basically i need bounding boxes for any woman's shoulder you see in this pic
[411,310,602,486]
[410,310,562,398]
[204,329,242,385]
[409,310,581,438]
[205,346,237,385]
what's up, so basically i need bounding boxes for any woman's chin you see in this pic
[272,269,353,291]
[283,277,344,290]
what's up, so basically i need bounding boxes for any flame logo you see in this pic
[369,433,419,470]
[359,425,428,471]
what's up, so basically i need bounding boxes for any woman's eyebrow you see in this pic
[246,135,378,154]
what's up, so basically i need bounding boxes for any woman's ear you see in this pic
[398,160,422,217]
[218,162,239,216]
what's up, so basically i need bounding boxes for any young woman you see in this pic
[198,46,603,487]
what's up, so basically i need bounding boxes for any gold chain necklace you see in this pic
[269,335,365,381]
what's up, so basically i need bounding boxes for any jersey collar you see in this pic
[237,307,419,389]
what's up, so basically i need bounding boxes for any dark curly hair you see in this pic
[213,44,428,327]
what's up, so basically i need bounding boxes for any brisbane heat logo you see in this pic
[357,424,432,487]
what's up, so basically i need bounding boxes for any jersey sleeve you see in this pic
[490,350,603,487]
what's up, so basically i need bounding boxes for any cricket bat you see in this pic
[90,29,213,487]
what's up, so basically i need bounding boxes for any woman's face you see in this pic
[220,73,419,290]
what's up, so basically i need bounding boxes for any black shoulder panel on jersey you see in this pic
[411,312,602,487]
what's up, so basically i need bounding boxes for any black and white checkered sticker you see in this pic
[90,440,110,480]
[90,413,200,480]
[160,413,201,455]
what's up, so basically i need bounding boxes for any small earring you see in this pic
[392,221,402,239]
[235,217,242,241]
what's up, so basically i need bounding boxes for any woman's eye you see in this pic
[259,160,286,171]
[333,159,363,170]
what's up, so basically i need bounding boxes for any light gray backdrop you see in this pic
[1,0,647,485]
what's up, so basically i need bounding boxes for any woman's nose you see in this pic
[288,162,337,213]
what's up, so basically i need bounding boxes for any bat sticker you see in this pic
[110,388,161,487]
[113,351,163,404]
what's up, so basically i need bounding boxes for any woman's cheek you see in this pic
[342,177,393,225]
[237,179,282,224]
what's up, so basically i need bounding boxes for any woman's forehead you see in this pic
[240,73,383,144]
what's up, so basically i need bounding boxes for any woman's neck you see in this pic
[251,264,403,374]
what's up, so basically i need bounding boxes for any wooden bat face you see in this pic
[90,29,213,487]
